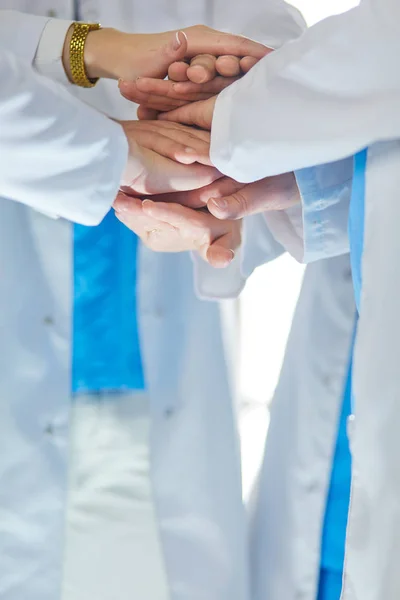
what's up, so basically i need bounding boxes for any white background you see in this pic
[239,0,359,498]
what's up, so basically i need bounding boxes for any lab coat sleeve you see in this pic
[0,49,128,224]
[194,0,306,299]
[211,0,400,261]
[193,215,284,300]
[0,10,50,62]
[34,17,73,85]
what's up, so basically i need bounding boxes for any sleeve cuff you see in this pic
[294,159,353,262]
[192,250,246,301]
[192,213,284,300]
[33,18,73,86]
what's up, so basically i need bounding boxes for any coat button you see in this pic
[344,267,353,280]
[322,374,332,388]
[47,9,58,17]
[44,423,54,436]
[43,316,54,325]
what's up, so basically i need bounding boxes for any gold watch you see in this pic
[69,22,101,88]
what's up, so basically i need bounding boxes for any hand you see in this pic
[119,51,269,117]
[187,173,301,219]
[147,173,300,217]
[113,195,241,268]
[64,24,268,83]
[158,96,217,131]
[120,120,213,166]
[120,121,220,196]
[168,52,262,84]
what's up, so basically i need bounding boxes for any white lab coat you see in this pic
[210,1,400,598]
[0,15,126,223]
[250,254,356,600]
[0,4,303,600]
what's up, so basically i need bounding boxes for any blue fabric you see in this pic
[72,210,145,394]
[317,150,367,596]
[349,150,368,312]
[317,568,344,600]
[320,359,353,574]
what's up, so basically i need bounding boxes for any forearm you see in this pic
[239,0,306,49]
[210,0,400,181]
[0,49,128,224]
[193,214,284,300]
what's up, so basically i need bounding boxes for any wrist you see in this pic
[84,27,123,80]
[62,25,123,82]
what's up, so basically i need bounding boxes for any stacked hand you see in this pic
[103,26,300,267]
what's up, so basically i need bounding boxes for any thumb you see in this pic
[203,232,237,269]
[203,222,241,269]
[152,31,188,79]
[159,97,215,130]
[207,174,300,220]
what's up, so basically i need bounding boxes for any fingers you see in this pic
[142,199,205,230]
[120,77,213,112]
[206,224,241,268]
[119,79,189,111]
[215,55,241,78]
[126,145,220,196]
[148,177,244,209]
[114,194,179,249]
[113,192,143,216]
[121,119,212,165]
[122,73,238,113]
[187,54,217,84]
[170,76,238,97]
[168,60,190,82]
[136,128,210,165]
[183,26,270,60]
[142,199,238,268]
[159,97,216,130]
[239,56,259,73]
[207,173,300,220]
[137,106,159,120]
[148,30,188,79]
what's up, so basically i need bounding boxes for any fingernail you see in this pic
[210,197,228,211]
[142,199,154,211]
[212,249,235,269]
[221,250,235,266]
[114,199,129,212]
[174,31,183,50]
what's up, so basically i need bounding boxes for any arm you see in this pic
[0,49,127,224]
[210,0,400,260]
[212,0,306,50]
[0,10,51,62]
[193,0,307,297]
[211,0,400,179]
[0,10,126,223]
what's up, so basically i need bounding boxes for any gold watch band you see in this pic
[69,22,101,88]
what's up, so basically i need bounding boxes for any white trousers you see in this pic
[61,392,169,600]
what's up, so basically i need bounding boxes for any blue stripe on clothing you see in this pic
[72,210,145,394]
[317,150,368,600]
[319,357,352,574]
[317,568,343,600]
[349,149,368,312]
